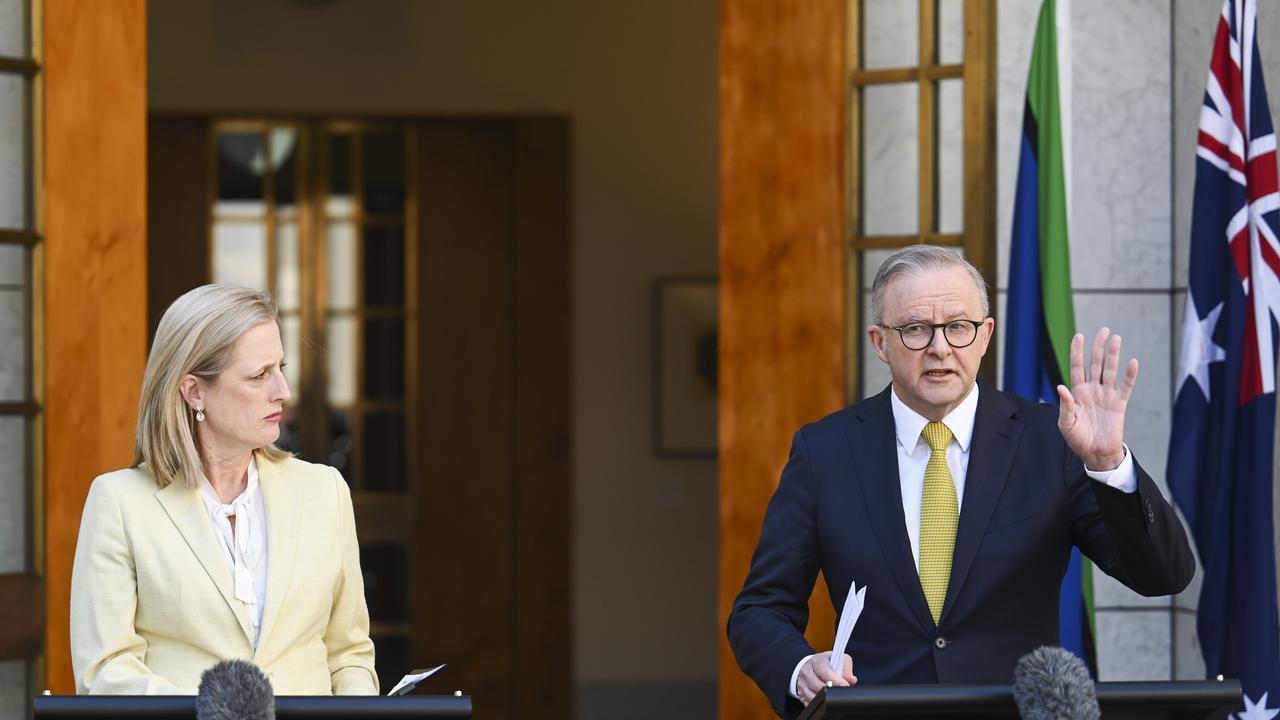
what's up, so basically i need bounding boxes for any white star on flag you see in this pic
[1176,289,1227,401]
[1237,692,1280,720]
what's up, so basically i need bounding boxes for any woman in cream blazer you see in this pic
[70,285,377,695]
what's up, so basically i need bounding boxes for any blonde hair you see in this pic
[133,284,291,488]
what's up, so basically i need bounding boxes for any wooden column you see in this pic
[42,0,147,692]
[719,1,846,718]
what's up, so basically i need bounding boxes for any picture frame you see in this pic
[652,276,718,458]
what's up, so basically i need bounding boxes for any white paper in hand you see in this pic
[387,664,445,697]
[829,581,866,673]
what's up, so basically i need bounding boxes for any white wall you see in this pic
[148,1,720,714]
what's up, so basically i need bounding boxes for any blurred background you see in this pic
[0,1,1275,718]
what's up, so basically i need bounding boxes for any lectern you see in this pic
[32,694,472,719]
[797,680,1242,720]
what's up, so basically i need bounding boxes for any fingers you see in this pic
[1069,333,1086,387]
[798,654,856,706]
[1089,327,1110,384]
[841,654,858,685]
[1102,333,1121,387]
[1056,384,1076,430]
[1117,358,1140,403]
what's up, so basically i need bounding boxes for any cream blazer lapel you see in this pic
[154,480,255,646]
[254,453,302,657]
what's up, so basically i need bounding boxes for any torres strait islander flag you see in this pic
[1168,0,1280,716]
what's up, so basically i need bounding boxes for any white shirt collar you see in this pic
[889,381,980,454]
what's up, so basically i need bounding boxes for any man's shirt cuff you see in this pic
[790,655,813,699]
[1084,444,1137,493]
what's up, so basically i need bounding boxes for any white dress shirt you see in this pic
[198,457,269,648]
[790,383,1137,699]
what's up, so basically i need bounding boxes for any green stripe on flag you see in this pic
[1027,0,1094,643]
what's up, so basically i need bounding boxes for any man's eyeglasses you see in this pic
[880,320,985,350]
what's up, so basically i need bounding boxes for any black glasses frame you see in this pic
[880,319,985,350]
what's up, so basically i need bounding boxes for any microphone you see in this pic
[1011,646,1100,720]
[196,659,276,720]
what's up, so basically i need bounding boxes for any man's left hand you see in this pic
[1055,327,1138,471]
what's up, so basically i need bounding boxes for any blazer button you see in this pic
[934,637,949,650]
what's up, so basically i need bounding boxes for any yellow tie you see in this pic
[919,421,958,624]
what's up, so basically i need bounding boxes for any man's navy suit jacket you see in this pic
[727,380,1195,718]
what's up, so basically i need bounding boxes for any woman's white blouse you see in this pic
[197,458,269,648]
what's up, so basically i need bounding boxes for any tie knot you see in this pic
[922,421,952,452]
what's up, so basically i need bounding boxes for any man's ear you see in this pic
[867,325,891,364]
[179,375,203,410]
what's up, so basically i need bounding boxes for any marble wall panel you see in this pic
[1173,607,1207,680]
[1093,564,1175,609]
[1069,0,1172,291]
[996,0,1040,290]
[1095,609,1173,681]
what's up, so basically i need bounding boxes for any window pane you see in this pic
[217,132,266,203]
[363,412,406,491]
[361,544,408,621]
[362,130,405,215]
[938,0,964,65]
[0,415,26,573]
[858,249,895,400]
[327,316,357,406]
[363,319,404,401]
[271,127,298,208]
[0,244,23,286]
[212,221,267,290]
[363,224,405,307]
[862,83,919,235]
[0,0,26,58]
[281,314,301,402]
[0,287,24,402]
[862,0,918,70]
[328,133,352,212]
[277,220,300,312]
[326,407,354,481]
[327,221,357,311]
[937,79,964,233]
[0,74,27,231]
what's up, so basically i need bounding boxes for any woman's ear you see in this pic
[179,375,203,410]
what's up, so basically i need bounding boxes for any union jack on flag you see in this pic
[1169,0,1280,716]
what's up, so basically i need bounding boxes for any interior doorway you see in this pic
[148,114,572,718]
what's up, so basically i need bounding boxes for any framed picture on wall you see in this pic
[653,276,718,458]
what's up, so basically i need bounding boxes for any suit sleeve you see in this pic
[1066,448,1195,597]
[70,478,192,695]
[324,468,379,695]
[727,429,822,719]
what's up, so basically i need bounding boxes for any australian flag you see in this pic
[1168,0,1280,715]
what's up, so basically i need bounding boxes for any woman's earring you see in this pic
[195,407,205,423]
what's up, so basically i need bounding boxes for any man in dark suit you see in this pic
[727,245,1194,718]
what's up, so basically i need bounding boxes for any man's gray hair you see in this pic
[869,244,990,324]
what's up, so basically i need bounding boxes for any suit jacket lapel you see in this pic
[255,452,301,656]
[154,478,255,645]
[848,387,936,634]
[941,380,1023,622]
